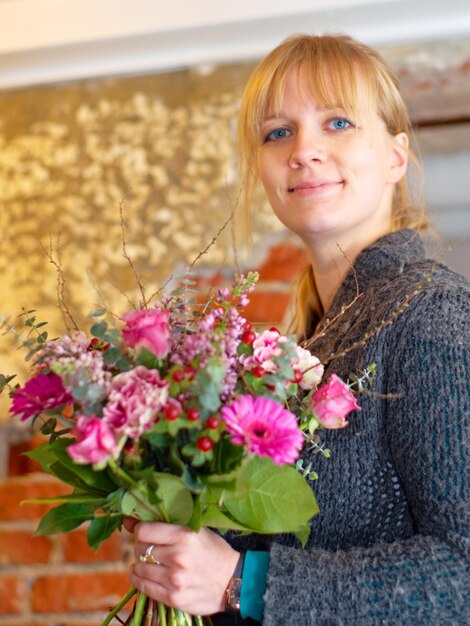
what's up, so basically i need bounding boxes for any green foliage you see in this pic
[192,357,226,413]
[87,514,123,550]
[223,456,318,544]
[34,503,94,536]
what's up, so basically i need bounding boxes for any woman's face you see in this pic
[257,66,408,252]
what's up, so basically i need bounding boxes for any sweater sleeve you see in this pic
[261,285,470,625]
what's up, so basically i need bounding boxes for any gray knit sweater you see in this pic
[218,229,470,625]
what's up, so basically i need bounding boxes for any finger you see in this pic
[134,521,192,545]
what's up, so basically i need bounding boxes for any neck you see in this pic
[303,226,392,314]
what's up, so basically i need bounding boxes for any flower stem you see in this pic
[158,602,167,626]
[130,592,147,626]
[101,586,137,626]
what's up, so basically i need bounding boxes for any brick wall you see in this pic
[0,241,306,626]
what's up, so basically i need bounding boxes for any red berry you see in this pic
[269,327,279,334]
[197,436,213,452]
[243,321,252,332]
[252,365,265,378]
[266,384,275,392]
[242,330,256,345]
[164,404,181,420]
[172,369,185,382]
[293,370,303,384]
[89,337,100,348]
[206,416,220,430]
[184,366,196,381]
[186,407,200,421]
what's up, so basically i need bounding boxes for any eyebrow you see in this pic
[262,105,347,122]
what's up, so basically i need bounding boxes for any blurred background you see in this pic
[0,1,469,624]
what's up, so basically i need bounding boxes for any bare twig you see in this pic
[40,234,79,332]
[119,191,148,309]
[146,206,236,306]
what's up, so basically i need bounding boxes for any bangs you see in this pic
[248,37,385,143]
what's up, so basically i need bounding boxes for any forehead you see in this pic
[263,62,373,119]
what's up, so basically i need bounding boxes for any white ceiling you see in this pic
[1,0,470,90]
[0,0,469,240]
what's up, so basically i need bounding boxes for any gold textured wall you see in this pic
[0,63,282,418]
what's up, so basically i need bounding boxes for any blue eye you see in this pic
[329,118,353,130]
[265,127,291,142]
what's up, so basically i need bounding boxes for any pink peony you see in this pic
[102,365,168,440]
[220,394,303,465]
[121,309,171,358]
[10,373,73,421]
[311,374,360,429]
[292,346,324,390]
[67,415,118,464]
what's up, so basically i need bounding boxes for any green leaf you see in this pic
[154,474,194,525]
[87,514,123,550]
[199,505,248,531]
[90,321,107,338]
[40,417,57,435]
[135,348,161,370]
[34,503,94,536]
[223,456,318,535]
[24,493,107,506]
[90,308,107,317]
[25,439,118,493]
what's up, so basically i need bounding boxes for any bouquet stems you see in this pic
[103,588,213,626]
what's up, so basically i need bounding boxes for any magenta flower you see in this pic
[121,309,171,358]
[311,374,360,429]
[67,415,118,464]
[10,373,73,421]
[102,365,168,440]
[220,395,303,465]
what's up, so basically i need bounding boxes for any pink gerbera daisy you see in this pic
[220,395,303,465]
[10,372,73,421]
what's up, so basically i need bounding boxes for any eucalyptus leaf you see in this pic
[223,456,318,535]
[34,503,94,536]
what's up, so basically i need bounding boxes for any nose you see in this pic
[288,129,326,168]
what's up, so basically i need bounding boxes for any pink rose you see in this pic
[67,415,118,464]
[292,346,324,390]
[121,309,170,358]
[311,374,360,429]
[240,330,285,374]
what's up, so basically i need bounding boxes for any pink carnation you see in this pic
[220,394,303,465]
[311,374,360,429]
[67,415,118,464]
[240,329,285,374]
[292,346,324,390]
[102,365,168,440]
[121,309,171,358]
[10,373,73,421]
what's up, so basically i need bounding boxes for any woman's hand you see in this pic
[125,518,240,615]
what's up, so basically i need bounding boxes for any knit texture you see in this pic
[214,229,470,626]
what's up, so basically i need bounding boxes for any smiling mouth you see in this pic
[288,181,343,193]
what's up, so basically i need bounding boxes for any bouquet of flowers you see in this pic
[4,271,361,626]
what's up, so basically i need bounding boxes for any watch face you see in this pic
[227,577,242,612]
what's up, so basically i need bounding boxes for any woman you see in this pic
[126,34,470,625]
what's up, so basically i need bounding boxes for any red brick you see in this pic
[257,244,308,282]
[0,530,52,564]
[244,292,291,325]
[0,576,28,614]
[32,571,130,612]
[8,435,48,476]
[0,475,71,521]
[62,528,128,562]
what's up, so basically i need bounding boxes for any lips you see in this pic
[288,179,343,192]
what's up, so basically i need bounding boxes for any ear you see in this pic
[387,132,409,183]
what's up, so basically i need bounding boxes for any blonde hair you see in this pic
[237,33,429,337]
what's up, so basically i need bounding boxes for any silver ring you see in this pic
[139,543,161,565]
